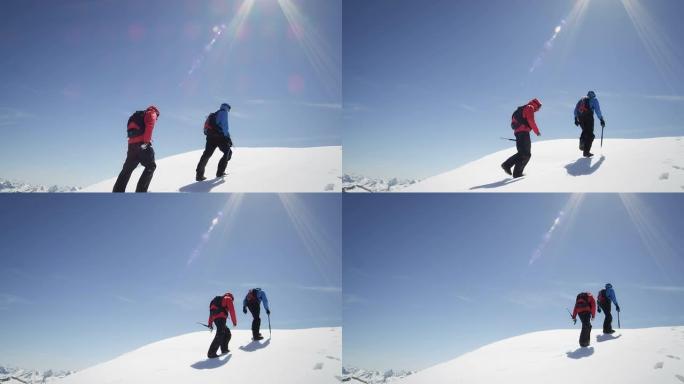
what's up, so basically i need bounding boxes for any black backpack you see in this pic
[246,289,259,304]
[209,295,226,316]
[575,97,592,118]
[127,110,146,138]
[597,289,607,305]
[204,111,221,136]
[576,292,590,307]
[511,105,530,130]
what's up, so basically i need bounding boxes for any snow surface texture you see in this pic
[0,178,79,193]
[82,146,341,193]
[397,326,684,384]
[0,366,74,383]
[403,137,684,192]
[340,366,416,383]
[341,174,418,193]
[59,328,341,384]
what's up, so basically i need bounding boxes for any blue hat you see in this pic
[605,283,612,289]
[221,103,231,110]
[587,91,596,99]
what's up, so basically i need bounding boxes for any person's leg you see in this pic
[196,138,218,179]
[208,318,227,358]
[248,303,261,339]
[216,139,232,177]
[604,305,613,333]
[579,312,592,347]
[113,145,140,192]
[220,326,231,354]
[135,146,156,192]
[513,132,531,178]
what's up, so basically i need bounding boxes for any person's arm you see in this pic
[591,98,604,121]
[524,106,540,135]
[571,304,578,319]
[260,290,270,312]
[142,110,157,144]
[225,297,237,327]
[216,109,230,138]
[590,297,596,318]
[608,288,619,307]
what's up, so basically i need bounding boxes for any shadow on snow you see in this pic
[564,155,605,176]
[469,177,524,190]
[190,354,232,369]
[566,346,594,359]
[179,177,226,193]
[597,333,622,342]
[239,338,271,352]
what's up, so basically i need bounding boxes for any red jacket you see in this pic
[572,292,596,319]
[208,294,237,327]
[512,101,541,135]
[128,108,158,144]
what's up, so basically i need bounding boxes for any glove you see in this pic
[616,305,620,312]
[600,119,605,128]
[266,309,271,315]
[574,118,579,126]
[140,143,150,150]
[597,307,601,313]
[572,318,577,325]
[243,307,247,314]
[208,324,213,331]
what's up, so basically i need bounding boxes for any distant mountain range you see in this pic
[340,366,416,383]
[0,365,75,383]
[342,174,419,192]
[0,178,79,193]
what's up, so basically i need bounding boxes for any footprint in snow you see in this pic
[654,362,664,369]
[313,362,324,370]
[667,355,682,360]
[660,172,670,180]
[326,355,341,361]
[676,374,684,383]
[673,165,684,170]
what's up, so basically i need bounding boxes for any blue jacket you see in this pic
[605,286,618,306]
[243,289,270,311]
[574,97,604,120]
[216,106,230,138]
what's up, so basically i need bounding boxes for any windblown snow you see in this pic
[402,137,684,192]
[396,326,684,384]
[59,328,341,384]
[82,146,341,192]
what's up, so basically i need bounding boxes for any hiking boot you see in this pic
[252,335,264,341]
[501,163,512,176]
[208,353,219,359]
[196,175,207,182]
[220,349,230,355]
[604,329,615,334]
[583,152,594,158]
[217,172,227,178]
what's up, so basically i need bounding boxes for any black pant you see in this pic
[247,302,261,338]
[578,312,592,347]
[196,135,232,178]
[578,116,595,155]
[207,317,231,358]
[113,144,156,192]
[502,131,532,177]
[600,302,613,333]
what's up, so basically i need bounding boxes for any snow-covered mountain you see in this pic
[340,366,416,383]
[0,365,74,383]
[402,137,684,192]
[82,146,341,192]
[341,174,419,192]
[0,178,79,193]
[59,328,341,384]
[395,326,684,384]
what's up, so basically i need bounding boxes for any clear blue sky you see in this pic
[343,193,684,371]
[0,193,341,371]
[0,0,341,186]
[343,0,684,180]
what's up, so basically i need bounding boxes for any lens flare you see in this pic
[620,0,683,89]
[188,193,245,266]
[529,194,584,265]
[182,0,256,85]
[278,194,339,286]
[276,0,341,97]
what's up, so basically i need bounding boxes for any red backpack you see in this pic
[127,110,146,138]
[204,111,220,136]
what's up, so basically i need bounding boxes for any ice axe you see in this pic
[268,313,272,338]
[500,137,517,142]
[197,322,212,332]
[618,311,621,329]
[600,124,604,148]
[566,308,576,325]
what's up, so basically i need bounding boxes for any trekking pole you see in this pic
[500,137,517,142]
[268,313,272,338]
[600,125,604,148]
[618,311,621,329]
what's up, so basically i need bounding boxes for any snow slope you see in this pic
[403,137,684,192]
[59,328,341,384]
[397,326,684,384]
[82,146,341,192]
